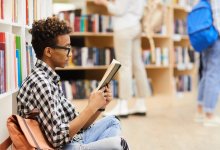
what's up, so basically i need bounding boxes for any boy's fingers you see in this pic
[100,87,105,92]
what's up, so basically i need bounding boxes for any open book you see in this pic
[96,59,121,90]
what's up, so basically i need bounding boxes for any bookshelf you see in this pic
[172,2,198,93]
[0,0,52,143]
[55,0,198,98]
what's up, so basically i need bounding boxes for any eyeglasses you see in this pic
[52,45,72,56]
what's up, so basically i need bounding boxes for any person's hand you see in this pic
[88,90,106,112]
[102,83,113,107]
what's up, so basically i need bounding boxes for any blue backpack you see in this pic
[187,0,219,52]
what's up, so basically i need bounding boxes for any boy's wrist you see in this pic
[86,105,98,114]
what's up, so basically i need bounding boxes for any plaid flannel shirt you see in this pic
[211,0,220,33]
[17,59,78,148]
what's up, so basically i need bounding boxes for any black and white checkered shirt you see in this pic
[17,59,78,148]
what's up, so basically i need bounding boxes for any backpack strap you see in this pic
[25,108,40,119]
[148,35,156,63]
[23,108,42,150]
[22,117,42,150]
[0,137,12,149]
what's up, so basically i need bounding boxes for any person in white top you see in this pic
[95,0,149,117]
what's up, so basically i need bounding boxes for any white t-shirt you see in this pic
[106,0,146,31]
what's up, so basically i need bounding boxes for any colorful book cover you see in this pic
[0,50,5,94]
[16,36,22,87]
[16,49,21,87]
[1,0,4,19]
[0,32,6,93]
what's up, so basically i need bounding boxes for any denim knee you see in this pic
[112,115,121,122]
[104,115,121,125]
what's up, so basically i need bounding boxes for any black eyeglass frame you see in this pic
[51,45,72,56]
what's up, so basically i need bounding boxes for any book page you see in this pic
[96,59,121,90]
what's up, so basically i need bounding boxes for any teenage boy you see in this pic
[17,17,129,150]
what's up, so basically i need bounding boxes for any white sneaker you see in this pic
[129,98,147,116]
[194,113,204,123]
[103,99,129,118]
[203,116,220,127]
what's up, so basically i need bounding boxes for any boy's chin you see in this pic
[63,63,68,68]
[58,64,66,68]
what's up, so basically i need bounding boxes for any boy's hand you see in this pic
[88,90,106,112]
[102,83,113,107]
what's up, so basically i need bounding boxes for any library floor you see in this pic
[73,92,220,150]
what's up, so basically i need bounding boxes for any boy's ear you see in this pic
[44,47,52,58]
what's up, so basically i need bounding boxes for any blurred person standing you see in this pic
[94,0,149,117]
[195,0,220,126]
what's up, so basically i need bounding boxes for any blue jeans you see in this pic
[198,38,220,113]
[63,115,122,150]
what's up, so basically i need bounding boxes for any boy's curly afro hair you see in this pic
[29,16,72,59]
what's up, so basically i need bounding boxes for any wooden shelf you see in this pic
[173,35,190,46]
[146,65,170,69]
[142,33,170,39]
[181,35,189,40]
[11,22,23,28]
[86,0,110,15]
[58,1,196,96]
[70,32,170,39]
[56,65,108,70]
[0,19,12,25]
[173,4,188,20]
[57,65,170,71]
[0,89,18,100]
[0,20,22,28]
[174,66,197,76]
[172,4,188,12]
[70,32,113,37]
[173,34,189,41]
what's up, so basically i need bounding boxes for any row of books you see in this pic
[26,42,36,75]
[12,0,18,23]
[0,0,17,21]
[174,46,195,70]
[68,47,115,67]
[0,49,5,94]
[61,78,153,100]
[175,75,192,92]
[142,47,169,66]
[58,12,113,33]
[61,80,119,100]
[0,0,20,23]
[174,19,187,35]
[68,46,170,67]
[26,0,50,26]
[0,0,4,20]
[0,32,22,94]
[0,0,50,25]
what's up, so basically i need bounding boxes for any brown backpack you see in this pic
[142,0,166,63]
[1,109,54,150]
[142,0,165,35]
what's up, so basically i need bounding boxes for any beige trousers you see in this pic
[114,24,148,100]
